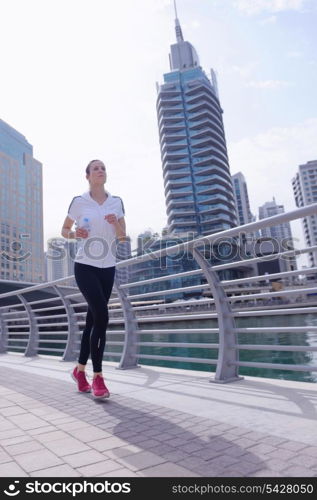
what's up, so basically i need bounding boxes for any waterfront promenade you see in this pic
[0,354,317,477]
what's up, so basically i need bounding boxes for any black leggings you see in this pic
[74,262,115,373]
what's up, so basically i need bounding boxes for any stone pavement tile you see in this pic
[0,461,28,476]
[233,437,258,449]
[210,455,240,469]
[167,437,189,448]
[252,469,284,477]
[4,440,44,456]
[218,461,263,477]
[30,464,82,477]
[102,468,139,477]
[0,400,15,409]
[115,451,167,471]
[179,441,206,454]
[245,443,277,456]
[1,435,33,447]
[0,419,17,431]
[279,441,308,452]
[262,458,289,472]
[56,421,91,431]
[46,417,77,426]
[14,449,63,473]
[223,445,250,458]
[145,443,174,456]
[134,439,160,450]
[0,406,28,417]
[160,450,189,462]
[267,449,297,461]
[8,414,48,430]
[89,437,128,452]
[77,459,123,476]
[139,462,199,477]
[178,456,207,471]
[68,426,112,443]
[29,406,57,416]
[289,454,317,468]
[301,447,317,458]
[0,428,25,441]
[191,448,222,461]
[260,436,288,447]
[283,466,317,477]
[105,445,143,460]
[44,437,90,457]
[227,427,251,437]
[27,425,57,436]
[243,431,267,441]
[35,430,70,444]
[63,450,107,468]
[0,450,12,464]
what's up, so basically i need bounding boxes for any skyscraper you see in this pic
[156,6,237,238]
[292,160,317,267]
[0,119,44,282]
[232,172,254,226]
[259,198,293,244]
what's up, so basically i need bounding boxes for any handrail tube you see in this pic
[231,361,317,372]
[235,344,317,352]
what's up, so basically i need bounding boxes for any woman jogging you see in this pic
[61,159,126,398]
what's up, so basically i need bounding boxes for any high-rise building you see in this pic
[116,237,132,285]
[259,198,293,245]
[232,172,254,226]
[46,238,78,285]
[46,238,68,281]
[292,160,317,267]
[0,119,44,282]
[156,8,237,238]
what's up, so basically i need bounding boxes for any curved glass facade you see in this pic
[157,29,237,238]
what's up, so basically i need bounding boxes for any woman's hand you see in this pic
[75,228,89,239]
[104,214,118,224]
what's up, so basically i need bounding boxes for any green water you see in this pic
[106,313,317,383]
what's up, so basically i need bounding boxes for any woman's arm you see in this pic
[61,216,88,239]
[114,217,127,242]
[105,215,127,242]
[61,216,76,239]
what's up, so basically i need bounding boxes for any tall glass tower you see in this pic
[0,119,44,283]
[156,7,237,238]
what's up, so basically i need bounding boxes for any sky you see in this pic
[0,0,316,265]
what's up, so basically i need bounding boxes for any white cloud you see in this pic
[246,79,293,88]
[287,50,303,58]
[234,0,308,15]
[228,118,317,264]
[231,62,259,78]
[192,20,201,29]
[260,15,277,23]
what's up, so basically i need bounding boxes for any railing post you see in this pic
[114,277,140,369]
[53,286,78,362]
[0,307,9,354]
[19,295,39,357]
[192,247,243,383]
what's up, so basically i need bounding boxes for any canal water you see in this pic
[107,313,317,383]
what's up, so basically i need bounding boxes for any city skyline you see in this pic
[0,0,316,260]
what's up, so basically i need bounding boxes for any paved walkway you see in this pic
[0,353,317,477]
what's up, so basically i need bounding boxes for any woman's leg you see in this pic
[92,266,116,375]
[74,262,112,373]
[77,307,93,368]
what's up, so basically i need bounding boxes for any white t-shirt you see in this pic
[67,190,125,268]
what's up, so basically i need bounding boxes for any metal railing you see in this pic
[1,203,317,383]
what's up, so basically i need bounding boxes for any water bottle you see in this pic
[81,217,90,237]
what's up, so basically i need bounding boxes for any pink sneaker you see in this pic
[92,375,110,399]
[71,367,91,393]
